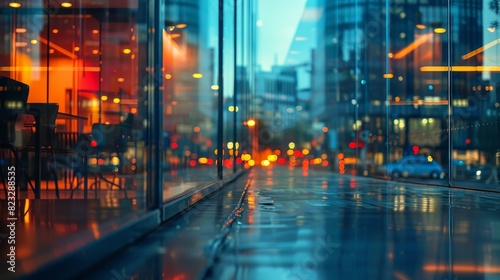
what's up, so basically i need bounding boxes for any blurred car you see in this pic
[378,155,445,180]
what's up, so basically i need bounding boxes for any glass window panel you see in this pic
[162,0,219,201]
[451,0,500,188]
[0,0,152,271]
[223,0,236,175]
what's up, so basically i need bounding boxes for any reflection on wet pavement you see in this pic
[81,166,500,280]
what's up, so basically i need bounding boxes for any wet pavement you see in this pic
[80,166,500,280]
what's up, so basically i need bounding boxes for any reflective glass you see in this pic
[162,0,219,201]
[254,0,499,189]
[0,0,151,272]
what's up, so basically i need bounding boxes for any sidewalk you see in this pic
[81,166,500,280]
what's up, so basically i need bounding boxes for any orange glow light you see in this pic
[420,66,500,72]
[61,2,73,8]
[247,119,256,127]
[393,33,433,59]
[424,264,500,273]
[462,38,500,60]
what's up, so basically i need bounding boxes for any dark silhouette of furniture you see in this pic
[21,103,61,198]
[70,114,133,198]
[0,76,36,198]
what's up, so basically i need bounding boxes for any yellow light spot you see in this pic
[61,2,73,8]
[30,39,38,45]
[113,98,121,104]
[9,2,21,8]
[383,73,394,79]
[247,119,256,127]
[211,85,219,90]
[101,95,108,101]
[193,73,203,79]
[123,48,131,54]
[267,155,278,162]
[289,142,296,149]
[111,157,120,165]
[434,27,446,34]
[165,74,172,79]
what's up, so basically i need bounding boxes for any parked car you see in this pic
[378,155,445,180]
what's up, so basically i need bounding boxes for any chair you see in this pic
[20,103,61,198]
[0,76,35,197]
[70,114,133,198]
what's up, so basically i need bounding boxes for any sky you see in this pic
[257,0,307,71]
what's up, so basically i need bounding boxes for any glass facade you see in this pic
[1,0,499,277]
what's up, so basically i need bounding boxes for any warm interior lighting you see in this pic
[0,66,100,72]
[192,73,203,79]
[170,33,181,39]
[416,24,426,29]
[175,23,187,29]
[15,42,28,47]
[211,85,219,90]
[117,78,125,82]
[434,27,446,33]
[52,29,59,34]
[488,27,496,32]
[165,74,172,79]
[420,66,500,72]
[30,39,38,44]
[393,33,433,59]
[462,38,500,60]
[92,29,99,34]
[61,2,73,8]
[101,95,108,101]
[15,28,27,33]
[122,48,131,54]
[113,98,121,104]
[74,47,80,51]
[92,49,99,55]
[9,2,21,8]
[383,73,394,79]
